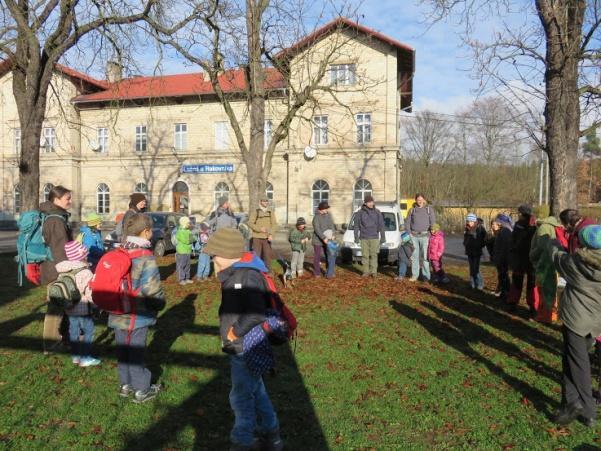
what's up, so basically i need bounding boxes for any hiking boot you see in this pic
[133,384,162,404]
[582,416,596,428]
[79,357,101,367]
[553,403,583,426]
[253,429,284,451]
[119,384,134,398]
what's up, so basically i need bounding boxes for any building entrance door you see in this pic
[173,181,189,214]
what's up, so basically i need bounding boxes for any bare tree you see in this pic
[422,0,601,214]
[403,110,455,166]
[0,0,164,210]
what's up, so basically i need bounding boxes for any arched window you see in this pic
[214,182,230,208]
[96,183,110,214]
[265,181,274,206]
[134,182,147,194]
[311,180,329,212]
[353,179,373,211]
[14,184,22,214]
[43,183,54,202]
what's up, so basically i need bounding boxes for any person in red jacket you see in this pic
[428,223,449,283]
[559,209,597,254]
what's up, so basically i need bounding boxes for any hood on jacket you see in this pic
[232,252,269,273]
[39,201,69,217]
[575,247,601,274]
[55,260,89,273]
[537,216,562,228]
[431,230,444,237]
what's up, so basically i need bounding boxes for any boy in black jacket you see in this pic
[464,213,487,290]
[204,228,283,451]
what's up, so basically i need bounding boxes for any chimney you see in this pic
[106,60,122,83]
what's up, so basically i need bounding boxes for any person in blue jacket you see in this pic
[78,212,105,271]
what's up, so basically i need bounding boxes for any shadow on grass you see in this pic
[389,300,559,419]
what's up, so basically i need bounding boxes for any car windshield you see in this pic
[348,212,397,232]
[150,215,166,227]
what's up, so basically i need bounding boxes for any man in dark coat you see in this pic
[354,195,385,277]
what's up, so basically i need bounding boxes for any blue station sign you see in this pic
[181,164,235,174]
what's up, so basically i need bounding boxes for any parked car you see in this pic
[340,201,404,265]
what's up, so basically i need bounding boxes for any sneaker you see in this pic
[79,357,101,367]
[185,279,194,284]
[179,281,187,285]
[71,356,80,365]
[119,384,134,398]
[395,276,405,281]
[253,429,284,451]
[408,277,418,282]
[133,384,162,404]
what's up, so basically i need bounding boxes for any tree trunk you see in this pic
[537,0,585,215]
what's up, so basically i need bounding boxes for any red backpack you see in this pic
[90,248,152,314]
[262,272,298,341]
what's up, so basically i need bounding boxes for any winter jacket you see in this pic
[175,228,196,254]
[463,224,486,257]
[289,228,312,252]
[568,217,597,254]
[78,226,105,269]
[509,218,536,272]
[354,205,386,242]
[404,205,436,235]
[39,201,72,285]
[207,207,238,231]
[56,260,94,316]
[530,217,565,310]
[549,242,601,337]
[249,207,277,240]
[398,241,414,265]
[218,252,270,355]
[492,226,512,268]
[312,212,335,246]
[108,237,166,331]
[428,231,445,261]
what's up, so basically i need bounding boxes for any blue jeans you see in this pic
[196,252,211,279]
[398,260,408,277]
[468,255,483,289]
[68,315,95,359]
[326,249,336,277]
[229,354,279,446]
[411,235,430,280]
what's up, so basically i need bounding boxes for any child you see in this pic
[464,213,487,290]
[203,228,283,450]
[428,223,449,283]
[396,231,414,280]
[195,222,212,281]
[108,213,165,403]
[323,229,338,279]
[78,212,105,271]
[288,217,311,279]
[175,216,197,285]
[58,241,100,367]
[490,214,513,300]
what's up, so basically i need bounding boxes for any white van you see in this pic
[340,201,404,265]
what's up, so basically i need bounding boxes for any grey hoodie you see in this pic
[354,205,385,242]
[312,212,335,246]
[404,205,435,234]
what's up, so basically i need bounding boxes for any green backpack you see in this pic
[47,269,84,309]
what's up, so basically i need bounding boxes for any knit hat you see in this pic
[364,195,375,203]
[218,196,229,207]
[318,201,330,211]
[400,231,411,244]
[518,204,533,217]
[204,228,245,258]
[86,212,102,228]
[260,196,269,202]
[495,213,512,225]
[179,216,190,228]
[129,193,147,208]
[64,240,89,261]
[296,217,306,226]
[579,225,601,250]
[466,213,477,222]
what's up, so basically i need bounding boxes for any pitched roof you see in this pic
[73,68,285,103]
[276,16,414,60]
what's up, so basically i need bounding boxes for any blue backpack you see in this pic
[16,210,64,286]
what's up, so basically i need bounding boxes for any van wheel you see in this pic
[154,240,166,257]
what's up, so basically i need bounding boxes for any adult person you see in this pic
[118,193,147,241]
[207,196,238,231]
[559,209,597,254]
[248,197,278,271]
[548,224,601,427]
[354,195,385,277]
[404,193,435,282]
[39,185,73,353]
[312,201,336,278]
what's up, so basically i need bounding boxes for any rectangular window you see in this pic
[135,125,147,152]
[356,113,372,145]
[14,128,21,154]
[174,123,187,151]
[97,127,108,153]
[313,116,328,146]
[42,127,56,153]
[264,120,273,150]
[215,121,229,150]
[330,63,356,86]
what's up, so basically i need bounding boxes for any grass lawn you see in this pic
[0,254,600,450]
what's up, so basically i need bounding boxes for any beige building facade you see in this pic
[0,18,414,225]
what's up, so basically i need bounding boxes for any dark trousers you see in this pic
[176,253,191,281]
[115,327,151,392]
[507,270,536,307]
[252,238,274,271]
[496,262,510,298]
[561,326,596,419]
[313,244,334,276]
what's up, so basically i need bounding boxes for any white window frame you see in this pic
[42,127,56,153]
[214,182,230,208]
[311,180,330,213]
[134,182,147,194]
[96,183,110,214]
[330,63,356,86]
[43,183,54,202]
[174,123,187,151]
[312,115,328,146]
[215,121,229,150]
[353,179,373,211]
[14,185,22,214]
[265,181,274,207]
[264,120,273,150]
[135,125,147,152]
[97,127,109,153]
[356,113,372,145]
[14,128,21,154]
